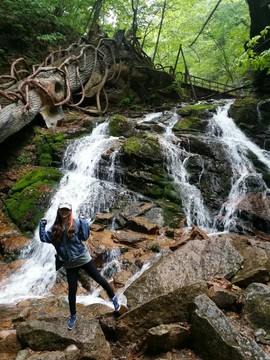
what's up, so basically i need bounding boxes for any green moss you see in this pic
[35,132,65,166]
[157,199,184,228]
[39,153,52,166]
[174,103,219,133]
[4,167,62,232]
[150,243,161,253]
[17,154,31,166]
[228,97,260,125]
[108,114,132,137]
[174,116,200,131]
[122,136,141,154]
[122,133,162,161]
[178,103,219,117]
[9,168,61,195]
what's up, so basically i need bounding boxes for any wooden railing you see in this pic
[177,71,236,94]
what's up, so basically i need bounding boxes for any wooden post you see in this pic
[173,43,182,75]
[180,45,197,100]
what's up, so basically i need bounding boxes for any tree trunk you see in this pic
[246,0,270,52]
[152,0,167,63]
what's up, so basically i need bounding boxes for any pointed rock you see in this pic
[191,294,269,360]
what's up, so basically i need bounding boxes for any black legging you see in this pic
[66,259,115,315]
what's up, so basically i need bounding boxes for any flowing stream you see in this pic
[159,111,213,231]
[0,123,123,305]
[208,101,270,231]
[0,102,269,304]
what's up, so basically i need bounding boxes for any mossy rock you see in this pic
[122,133,162,162]
[177,103,219,118]
[108,114,132,137]
[34,131,66,166]
[4,167,62,233]
[174,103,219,133]
[157,199,184,228]
[173,116,207,133]
[228,97,259,125]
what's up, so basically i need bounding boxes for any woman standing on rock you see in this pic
[39,202,120,330]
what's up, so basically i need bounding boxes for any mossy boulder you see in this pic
[228,97,259,125]
[119,132,184,220]
[177,103,219,118]
[108,114,133,137]
[4,167,62,233]
[122,133,162,163]
[174,103,219,133]
[228,97,270,148]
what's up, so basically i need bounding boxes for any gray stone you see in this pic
[231,237,270,287]
[115,281,207,344]
[124,236,243,308]
[16,318,111,360]
[191,294,269,360]
[242,283,270,332]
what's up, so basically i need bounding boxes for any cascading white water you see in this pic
[2,104,269,304]
[209,101,270,231]
[0,122,122,304]
[158,111,213,231]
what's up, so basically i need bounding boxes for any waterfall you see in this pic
[209,101,270,231]
[1,103,269,304]
[158,111,213,231]
[0,122,123,304]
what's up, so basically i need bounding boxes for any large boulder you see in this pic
[124,235,243,309]
[191,294,269,360]
[231,236,270,287]
[16,318,112,360]
[115,281,207,344]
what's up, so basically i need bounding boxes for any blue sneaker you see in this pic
[68,314,77,330]
[112,295,120,312]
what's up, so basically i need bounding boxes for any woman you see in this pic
[39,202,120,330]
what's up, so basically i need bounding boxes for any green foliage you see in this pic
[0,0,253,86]
[37,33,66,45]
[236,26,270,74]
[17,154,31,166]
[117,96,135,108]
[0,0,77,69]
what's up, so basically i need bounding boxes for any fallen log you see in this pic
[0,32,168,144]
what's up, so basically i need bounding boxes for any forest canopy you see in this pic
[0,0,263,87]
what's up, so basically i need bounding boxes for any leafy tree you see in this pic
[0,0,252,87]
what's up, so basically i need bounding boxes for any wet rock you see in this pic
[126,215,159,234]
[112,230,150,245]
[170,226,210,251]
[232,192,270,233]
[0,329,21,354]
[191,294,269,360]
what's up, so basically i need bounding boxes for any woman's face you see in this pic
[59,208,71,218]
